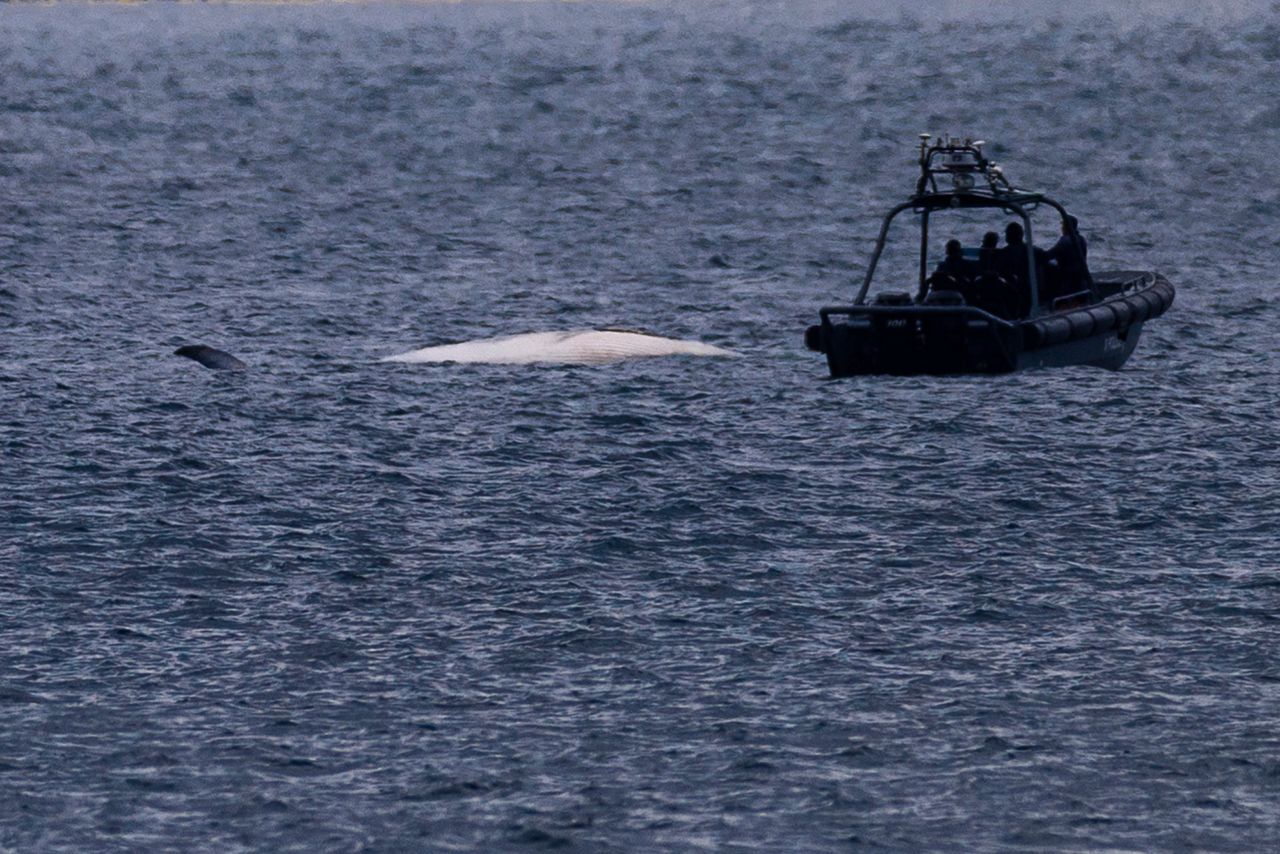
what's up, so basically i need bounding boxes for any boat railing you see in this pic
[819,303,1018,328]
[1050,290,1093,312]
[1092,270,1155,299]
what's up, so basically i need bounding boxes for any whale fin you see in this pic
[174,344,247,371]
[382,329,737,366]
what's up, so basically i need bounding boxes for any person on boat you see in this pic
[1046,215,1090,296]
[969,231,1019,318]
[998,222,1047,308]
[929,238,977,293]
[936,239,972,281]
[977,231,1000,273]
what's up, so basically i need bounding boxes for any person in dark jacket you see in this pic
[997,221,1048,301]
[971,230,1021,317]
[1046,215,1090,296]
[930,238,977,293]
[936,239,972,279]
[977,231,1000,273]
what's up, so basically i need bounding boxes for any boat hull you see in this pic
[807,271,1173,377]
[1015,320,1144,371]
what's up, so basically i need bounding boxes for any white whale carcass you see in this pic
[382,329,736,366]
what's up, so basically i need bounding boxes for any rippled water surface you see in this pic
[3,2,1280,850]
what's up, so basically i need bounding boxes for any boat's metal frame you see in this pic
[807,135,1174,376]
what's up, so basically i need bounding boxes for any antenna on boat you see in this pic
[915,133,1009,196]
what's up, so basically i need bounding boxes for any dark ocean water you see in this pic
[3,2,1280,850]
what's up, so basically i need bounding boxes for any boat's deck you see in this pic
[1092,269,1156,298]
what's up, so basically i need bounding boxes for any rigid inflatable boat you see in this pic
[805,136,1175,376]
